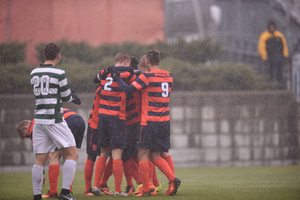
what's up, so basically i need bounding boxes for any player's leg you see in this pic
[123,123,140,194]
[110,118,127,196]
[84,154,96,196]
[152,163,162,192]
[92,147,110,195]
[161,151,175,174]
[84,125,99,195]
[49,121,78,200]
[32,153,49,200]
[150,123,181,196]
[112,148,126,196]
[122,153,134,194]
[32,123,56,200]
[135,148,151,196]
[148,159,156,194]
[42,150,62,198]
[150,151,179,195]
[99,157,113,195]
[123,158,140,194]
[60,146,78,198]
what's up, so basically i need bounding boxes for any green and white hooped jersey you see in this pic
[30,64,73,124]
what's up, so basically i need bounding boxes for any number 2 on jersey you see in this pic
[104,77,113,91]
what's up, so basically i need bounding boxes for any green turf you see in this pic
[0,166,299,200]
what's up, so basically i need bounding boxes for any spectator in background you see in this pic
[258,20,289,89]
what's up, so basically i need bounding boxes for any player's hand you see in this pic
[71,91,81,105]
[112,70,120,81]
[106,65,115,73]
[42,174,46,187]
[100,65,114,80]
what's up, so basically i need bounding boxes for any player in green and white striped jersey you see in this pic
[30,65,73,124]
[30,42,80,200]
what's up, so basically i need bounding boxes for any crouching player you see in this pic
[17,108,85,199]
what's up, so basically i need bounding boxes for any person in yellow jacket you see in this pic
[258,20,289,89]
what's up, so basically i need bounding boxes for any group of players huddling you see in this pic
[19,42,180,200]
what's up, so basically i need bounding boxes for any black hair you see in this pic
[267,20,276,29]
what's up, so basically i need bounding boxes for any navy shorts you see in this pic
[122,122,139,162]
[86,124,101,155]
[136,121,170,152]
[66,116,85,149]
[98,116,126,149]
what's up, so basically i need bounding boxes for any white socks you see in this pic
[32,164,44,195]
[62,159,77,190]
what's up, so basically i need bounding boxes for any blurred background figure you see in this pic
[258,20,289,89]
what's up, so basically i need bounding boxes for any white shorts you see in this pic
[32,120,76,154]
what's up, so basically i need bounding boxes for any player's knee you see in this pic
[64,146,79,161]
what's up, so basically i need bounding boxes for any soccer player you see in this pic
[84,84,113,196]
[30,42,81,200]
[111,49,181,196]
[92,52,136,196]
[17,108,85,199]
[122,56,142,195]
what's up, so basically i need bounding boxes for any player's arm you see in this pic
[116,77,137,95]
[114,70,145,95]
[59,71,73,102]
[58,71,81,105]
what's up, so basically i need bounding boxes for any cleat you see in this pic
[100,184,113,195]
[125,185,135,195]
[133,184,143,195]
[168,177,181,196]
[155,183,162,192]
[84,189,94,196]
[92,186,102,196]
[42,190,58,198]
[58,193,76,200]
[114,191,128,196]
[151,190,157,195]
[164,189,169,195]
[135,190,151,197]
[149,182,155,192]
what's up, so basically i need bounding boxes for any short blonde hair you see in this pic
[140,55,149,71]
[17,120,31,139]
[115,52,130,64]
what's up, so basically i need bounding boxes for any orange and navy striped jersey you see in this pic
[62,108,80,119]
[88,85,101,129]
[29,108,79,139]
[125,90,141,126]
[29,118,34,141]
[98,66,136,120]
[123,69,173,126]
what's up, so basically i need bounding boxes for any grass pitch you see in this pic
[0,166,299,200]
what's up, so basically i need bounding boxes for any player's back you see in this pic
[99,66,136,120]
[63,108,80,120]
[125,89,141,126]
[30,64,72,124]
[138,69,173,125]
